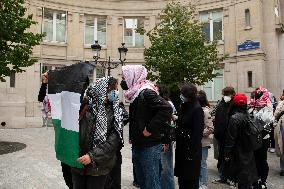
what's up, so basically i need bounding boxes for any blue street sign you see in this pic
[238,40,260,51]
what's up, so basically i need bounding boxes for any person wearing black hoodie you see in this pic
[212,87,236,185]
[175,83,204,189]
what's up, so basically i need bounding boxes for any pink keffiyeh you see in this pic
[122,65,159,102]
[254,86,271,108]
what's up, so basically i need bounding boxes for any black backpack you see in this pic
[241,114,263,152]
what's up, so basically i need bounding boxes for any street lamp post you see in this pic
[91,41,128,76]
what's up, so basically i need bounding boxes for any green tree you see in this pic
[0,0,44,81]
[144,2,224,91]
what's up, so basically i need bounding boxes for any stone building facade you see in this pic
[1,0,284,128]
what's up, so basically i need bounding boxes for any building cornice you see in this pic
[30,0,167,14]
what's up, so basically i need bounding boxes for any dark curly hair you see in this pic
[180,83,197,102]
[197,90,210,107]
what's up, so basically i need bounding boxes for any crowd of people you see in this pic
[38,65,284,189]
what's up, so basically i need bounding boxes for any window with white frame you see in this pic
[124,18,144,47]
[43,8,67,43]
[200,10,223,41]
[203,69,224,101]
[85,16,106,45]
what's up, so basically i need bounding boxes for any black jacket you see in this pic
[174,100,204,180]
[38,83,47,102]
[224,108,257,184]
[73,107,122,176]
[129,89,172,148]
[214,99,234,143]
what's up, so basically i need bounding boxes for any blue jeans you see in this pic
[218,161,227,181]
[133,144,163,189]
[161,143,175,189]
[200,147,209,186]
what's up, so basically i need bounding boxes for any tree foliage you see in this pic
[144,2,224,91]
[0,0,44,81]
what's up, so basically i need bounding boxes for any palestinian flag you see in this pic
[48,62,94,168]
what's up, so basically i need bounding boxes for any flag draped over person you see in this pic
[48,62,94,168]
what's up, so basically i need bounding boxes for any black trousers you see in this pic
[105,152,122,189]
[61,162,73,189]
[254,139,269,182]
[238,183,252,189]
[72,171,107,189]
[270,127,275,148]
[178,178,199,189]
[133,164,139,183]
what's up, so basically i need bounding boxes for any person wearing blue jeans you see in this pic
[121,65,172,189]
[200,147,209,187]
[133,144,163,189]
[197,90,214,189]
[161,143,175,189]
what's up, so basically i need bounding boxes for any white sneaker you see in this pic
[227,180,237,189]
[269,148,275,153]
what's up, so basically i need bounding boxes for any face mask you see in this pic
[223,96,231,103]
[120,80,128,90]
[180,94,188,103]
[108,90,119,102]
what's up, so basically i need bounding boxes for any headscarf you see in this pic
[254,86,271,108]
[122,65,159,102]
[85,77,123,145]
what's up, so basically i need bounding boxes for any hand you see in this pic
[143,128,152,137]
[42,72,48,84]
[163,144,169,153]
[78,154,91,165]
[172,115,178,121]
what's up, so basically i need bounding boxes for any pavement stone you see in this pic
[0,127,283,189]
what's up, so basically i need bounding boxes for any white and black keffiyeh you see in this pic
[86,77,124,145]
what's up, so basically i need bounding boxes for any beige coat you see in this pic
[202,107,214,147]
[274,100,284,157]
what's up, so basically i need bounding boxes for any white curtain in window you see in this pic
[56,13,66,42]
[85,25,94,44]
[97,18,106,45]
[135,33,144,47]
[43,20,53,41]
[125,19,134,29]
[200,13,210,41]
[43,9,53,41]
[213,11,223,41]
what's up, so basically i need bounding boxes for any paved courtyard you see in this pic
[0,127,283,189]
